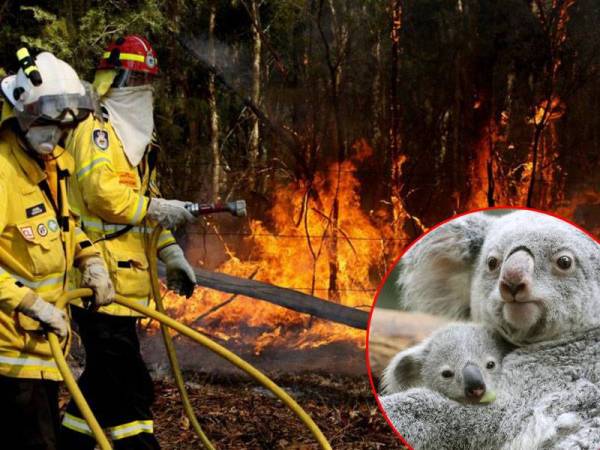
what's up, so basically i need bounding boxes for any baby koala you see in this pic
[380,323,513,404]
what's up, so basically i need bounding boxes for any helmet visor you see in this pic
[14,82,96,131]
[112,69,155,88]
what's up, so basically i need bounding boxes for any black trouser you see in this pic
[0,375,60,450]
[59,306,160,450]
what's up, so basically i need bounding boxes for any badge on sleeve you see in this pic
[92,129,109,151]
[19,226,35,241]
[37,223,48,237]
[47,219,59,232]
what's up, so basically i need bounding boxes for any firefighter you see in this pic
[0,50,114,450]
[60,35,197,450]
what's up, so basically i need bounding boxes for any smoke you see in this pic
[183,35,251,90]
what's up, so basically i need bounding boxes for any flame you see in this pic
[529,98,566,126]
[465,91,568,210]
[159,140,407,354]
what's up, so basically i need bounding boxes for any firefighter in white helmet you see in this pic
[60,35,196,450]
[0,49,114,450]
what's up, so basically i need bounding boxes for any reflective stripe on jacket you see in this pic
[0,127,100,380]
[66,115,175,317]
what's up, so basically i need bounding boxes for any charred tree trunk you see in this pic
[527,113,547,207]
[208,2,221,202]
[487,158,495,206]
[451,50,462,210]
[386,0,410,243]
[248,0,262,191]
[527,0,575,207]
[317,0,348,302]
[372,31,384,151]
[389,0,402,199]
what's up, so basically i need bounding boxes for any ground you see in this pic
[153,372,405,449]
[63,320,411,449]
[61,371,407,449]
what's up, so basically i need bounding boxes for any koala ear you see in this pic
[398,213,493,320]
[381,342,428,395]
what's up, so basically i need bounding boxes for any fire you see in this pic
[465,92,567,210]
[530,98,565,126]
[160,140,405,354]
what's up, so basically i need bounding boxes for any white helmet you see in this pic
[1,51,95,131]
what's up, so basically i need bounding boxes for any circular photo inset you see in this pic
[367,208,600,449]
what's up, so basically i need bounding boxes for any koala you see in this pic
[381,323,512,404]
[380,209,600,449]
[398,210,600,345]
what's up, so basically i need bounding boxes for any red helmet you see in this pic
[98,35,158,75]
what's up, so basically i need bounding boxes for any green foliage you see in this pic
[20,6,72,61]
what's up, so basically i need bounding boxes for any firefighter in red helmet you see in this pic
[59,35,196,450]
[99,35,159,86]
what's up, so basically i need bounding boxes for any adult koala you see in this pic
[379,209,600,449]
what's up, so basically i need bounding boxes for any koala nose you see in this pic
[500,280,526,297]
[499,249,533,302]
[463,364,486,400]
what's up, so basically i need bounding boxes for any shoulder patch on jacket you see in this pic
[92,129,109,151]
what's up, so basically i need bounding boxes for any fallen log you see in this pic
[190,266,369,330]
[190,268,260,326]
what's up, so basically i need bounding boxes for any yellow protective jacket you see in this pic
[0,126,100,381]
[66,114,175,316]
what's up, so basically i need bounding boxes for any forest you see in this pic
[4,1,600,291]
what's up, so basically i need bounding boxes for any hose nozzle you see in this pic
[186,200,247,217]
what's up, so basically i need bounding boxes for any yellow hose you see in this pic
[51,289,112,450]
[147,224,329,448]
[147,228,215,450]
[50,288,332,449]
[115,294,332,450]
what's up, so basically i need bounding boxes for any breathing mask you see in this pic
[24,125,64,155]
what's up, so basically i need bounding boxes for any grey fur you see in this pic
[398,215,493,320]
[381,323,512,403]
[380,328,600,450]
[382,210,600,448]
[399,210,600,345]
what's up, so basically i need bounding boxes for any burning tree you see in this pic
[10,0,600,353]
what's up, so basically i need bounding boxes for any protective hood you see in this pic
[102,85,153,167]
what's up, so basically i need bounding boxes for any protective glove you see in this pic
[159,244,196,298]
[17,292,69,338]
[146,198,195,230]
[79,256,115,307]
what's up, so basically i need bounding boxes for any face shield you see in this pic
[112,69,155,88]
[13,81,96,132]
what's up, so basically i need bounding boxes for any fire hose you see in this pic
[48,200,332,450]
[149,200,248,450]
